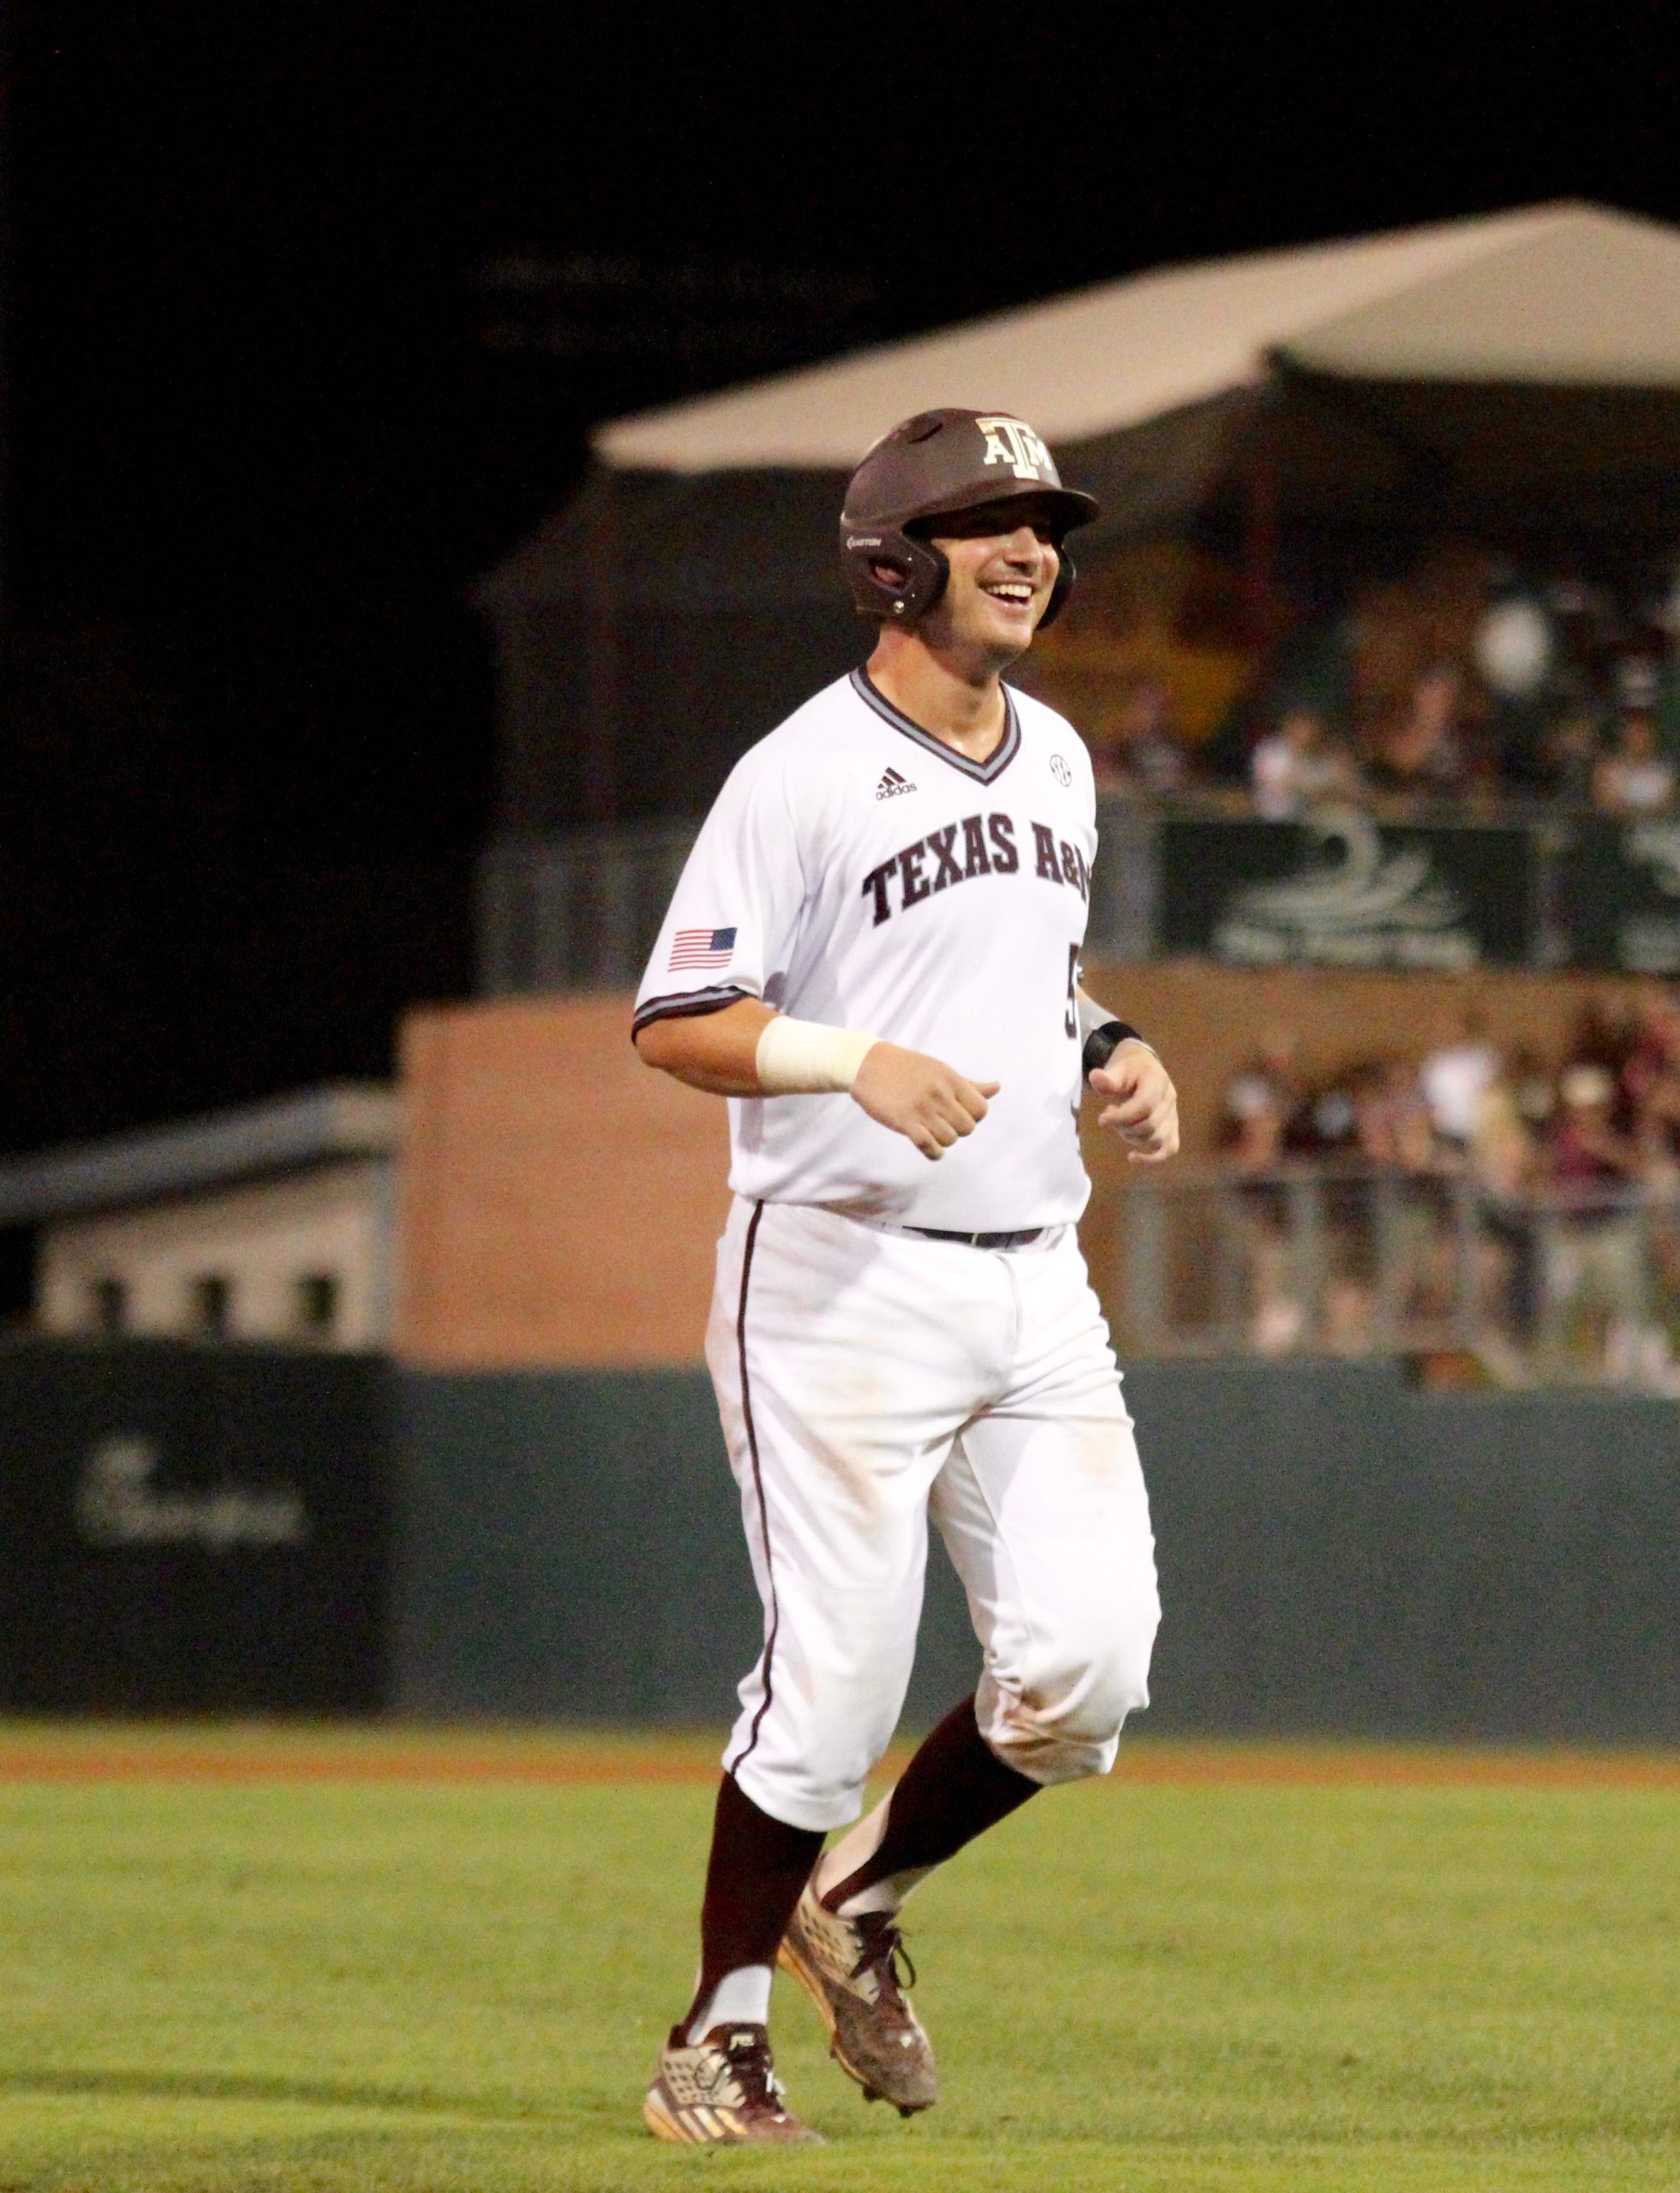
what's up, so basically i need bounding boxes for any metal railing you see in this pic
[475,801,1162,994]
[1109,1165,1680,1390]
[476,824,702,995]
[474,789,1680,995]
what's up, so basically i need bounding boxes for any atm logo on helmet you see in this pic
[976,415,1052,481]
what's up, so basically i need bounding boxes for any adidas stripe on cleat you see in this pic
[643,2021,822,2146]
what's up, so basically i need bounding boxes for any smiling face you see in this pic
[915,493,1062,669]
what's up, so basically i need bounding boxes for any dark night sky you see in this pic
[2,3,1676,1159]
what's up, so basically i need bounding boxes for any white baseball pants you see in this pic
[705,1196,1161,1832]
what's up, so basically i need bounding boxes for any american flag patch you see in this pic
[668,926,738,972]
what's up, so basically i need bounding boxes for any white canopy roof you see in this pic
[595,203,1680,475]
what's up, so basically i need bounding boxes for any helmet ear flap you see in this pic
[897,537,949,619]
[841,511,1080,629]
[840,527,949,622]
[1037,544,1077,630]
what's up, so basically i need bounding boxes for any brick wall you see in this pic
[396,996,728,1369]
[397,966,1637,1369]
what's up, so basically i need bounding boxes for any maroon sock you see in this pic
[682,1772,824,2033]
[822,1692,1039,1909]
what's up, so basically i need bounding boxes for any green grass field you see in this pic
[2,1728,1678,2192]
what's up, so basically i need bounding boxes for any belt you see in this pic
[906,1226,1044,1250]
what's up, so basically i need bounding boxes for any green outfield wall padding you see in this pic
[392,1359,1680,1742]
[392,1371,979,1725]
[1127,1361,1680,1742]
[0,1340,391,1712]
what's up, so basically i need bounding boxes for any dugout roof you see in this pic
[0,1085,398,1222]
[594,202,1680,471]
[479,203,1680,824]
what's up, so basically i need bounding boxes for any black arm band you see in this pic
[1082,1019,1151,1078]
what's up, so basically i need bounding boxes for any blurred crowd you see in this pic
[1209,984,1680,1384]
[1045,538,1680,816]
[1217,984,1680,1198]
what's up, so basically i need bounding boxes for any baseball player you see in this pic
[633,408,1177,2145]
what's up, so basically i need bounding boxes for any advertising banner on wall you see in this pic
[0,1341,392,1712]
[1159,805,1544,970]
[1562,816,1680,973]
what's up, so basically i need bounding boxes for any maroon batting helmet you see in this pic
[840,407,1099,628]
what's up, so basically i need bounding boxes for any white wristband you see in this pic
[755,1015,882,1095]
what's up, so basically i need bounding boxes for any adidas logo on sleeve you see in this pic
[876,767,916,801]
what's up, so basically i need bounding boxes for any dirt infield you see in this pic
[3,1724,1678,1790]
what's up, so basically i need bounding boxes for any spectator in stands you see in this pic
[1200,536,1680,811]
[1592,705,1676,813]
[1543,1061,1664,1380]
[1217,1033,1309,1353]
[1620,977,1680,1084]
[1218,1028,1315,1161]
[1620,981,1680,1176]
[1474,592,1554,703]
[1363,662,1479,798]
[1220,1066,1287,1170]
[1298,1068,1360,1158]
[1618,654,1663,718]
[1463,1061,1540,1365]
[1533,702,1602,804]
[1510,1046,1557,1142]
[1420,1012,1499,1153]
[1617,977,1680,1384]
[1547,1063,1643,1192]
[1467,1063,1536,1198]
[1348,1059,1437,1173]
[1248,705,1364,819]
[1295,1058,1432,1353]
[1091,679,1191,798]
[1475,587,1565,792]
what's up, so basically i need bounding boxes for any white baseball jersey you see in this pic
[634,667,1099,1231]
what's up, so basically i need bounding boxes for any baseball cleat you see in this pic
[779,1879,939,2116]
[643,2020,822,2146]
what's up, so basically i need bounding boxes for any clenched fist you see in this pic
[852,1042,999,1162]
[1090,1040,1179,1164]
